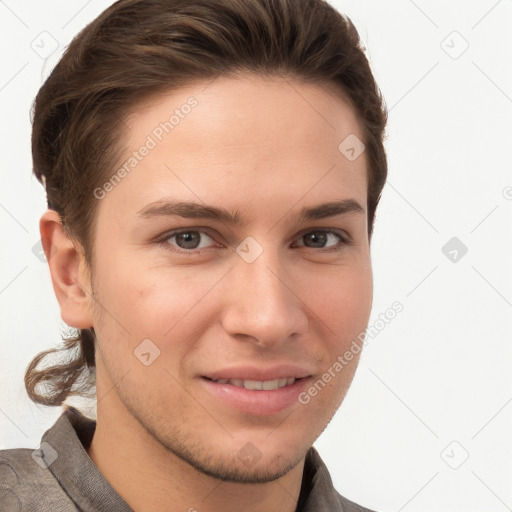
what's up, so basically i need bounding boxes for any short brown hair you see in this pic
[26,0,388,407]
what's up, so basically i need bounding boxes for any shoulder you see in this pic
[335,489,378,512]
[0,447,76,511]
[304,447,378,512]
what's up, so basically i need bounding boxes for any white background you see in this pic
[1,1,511,511]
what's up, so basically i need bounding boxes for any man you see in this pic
[1,0,387,510]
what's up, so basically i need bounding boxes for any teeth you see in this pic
[245,379,263,390]
[262,380,278,390]
[213,377,297,390]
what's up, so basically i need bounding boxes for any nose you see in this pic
[220,247,308,347]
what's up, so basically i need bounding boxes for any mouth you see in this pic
[203,376,299,390]
[200,371,312,416]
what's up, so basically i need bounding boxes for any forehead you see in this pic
[126,73,364,143]
[97,74,368,220]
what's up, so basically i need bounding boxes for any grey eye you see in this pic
[297,230,344,249]
[167,231,215,250]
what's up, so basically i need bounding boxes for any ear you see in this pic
[39,209,94,329]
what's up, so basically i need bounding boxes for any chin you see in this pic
[178,446,304,484]
[151,422,310,484]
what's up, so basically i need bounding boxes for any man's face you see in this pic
[87,73,373,482]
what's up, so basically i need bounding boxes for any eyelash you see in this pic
[155,228,352,256]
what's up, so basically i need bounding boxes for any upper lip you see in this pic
[202,364,313,381]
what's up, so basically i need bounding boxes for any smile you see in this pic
[201,375,310,415]
[209,377,297,390]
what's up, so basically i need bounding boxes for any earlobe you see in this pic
[39,209,94,330]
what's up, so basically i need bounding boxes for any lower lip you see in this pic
[200,377,311,416]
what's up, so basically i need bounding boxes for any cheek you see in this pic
[92,252,200,333]
[300,263,373,337]
[126,270,222,333]
[92,263,222,377]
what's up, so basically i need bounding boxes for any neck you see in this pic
[87,389,305,512]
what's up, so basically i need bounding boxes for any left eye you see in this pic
[294,230,347,249]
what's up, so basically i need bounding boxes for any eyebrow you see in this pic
[136,198,365,224]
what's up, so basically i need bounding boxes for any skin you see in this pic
[41,73,373,512]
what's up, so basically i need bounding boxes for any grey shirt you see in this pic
[0,406,375,511]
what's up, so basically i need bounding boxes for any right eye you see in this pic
[156,228,220,255]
